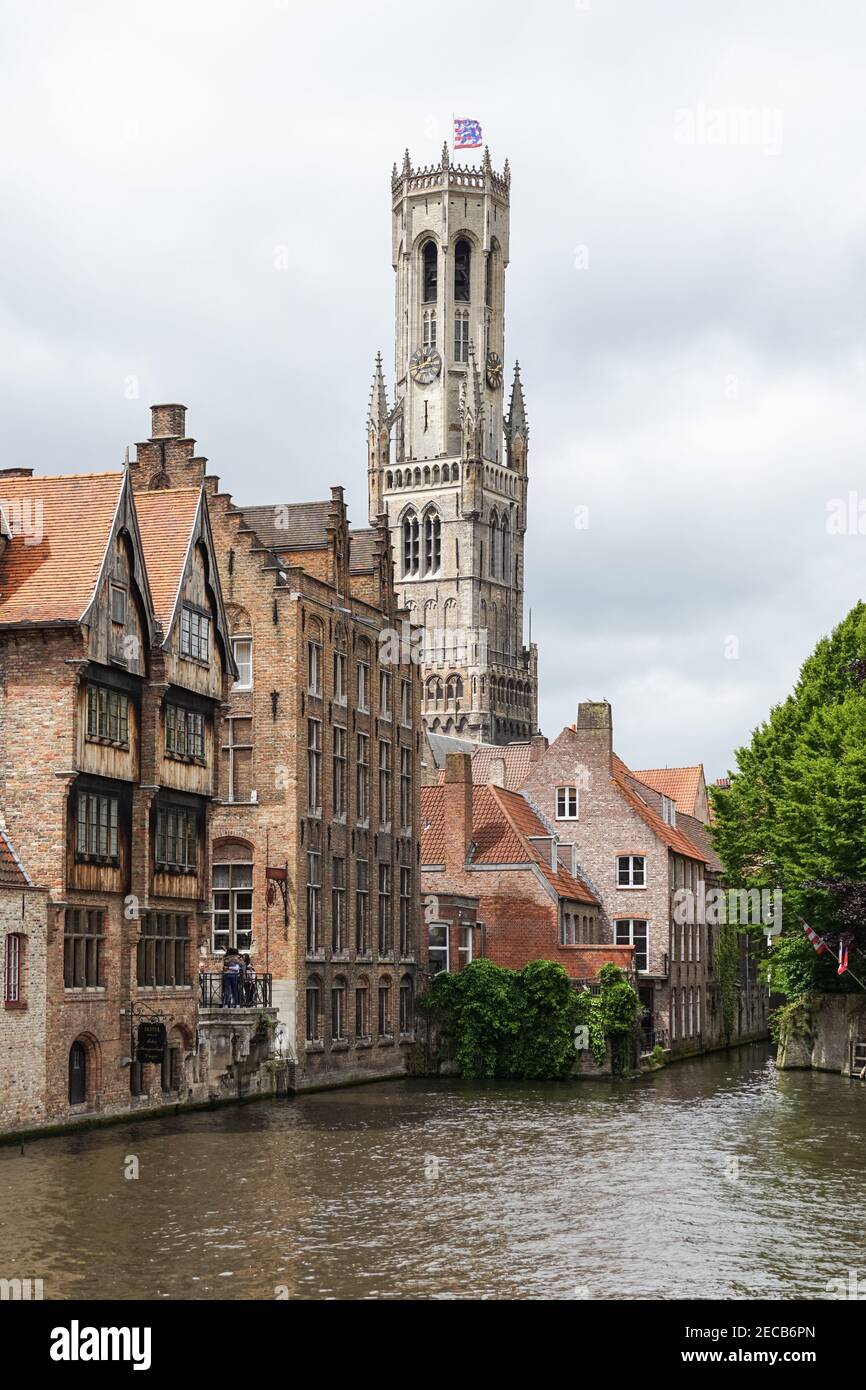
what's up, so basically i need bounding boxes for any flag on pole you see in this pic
[801,919,827,955]
[838,933,853,975]
[453,118,482,149]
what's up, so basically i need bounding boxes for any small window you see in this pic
[615,919,648,973]
[155,805,198,872]
[661,795,677,827]
[399,976,414,1035]
[379,668,392,720]
[180,607,210,663]
[400,678,412,726]
[331,980,347,1040]
[457,924,473,969]
[357,661,370,712]
[85,686,129,748]
[428,922,449,974]
[307,639,322,696]
[333,650,347,704]
[306,983,322,1042]
[76,792,119,862]
[232,637,252,691]
[556,786,578,820]
[378,980,392,1037]
[617,854,646,888]
[109,582,127,625]
[4,933,24,1004]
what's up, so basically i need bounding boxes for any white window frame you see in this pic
[457,924,473,968]
[428,921,450,974]
[307,639,323,697]
[615,918,649,973]
[555,786,579,820]
[231,636,253,691]
[333,650,347,705]
[211,861,253,953]
[617,854,646,889]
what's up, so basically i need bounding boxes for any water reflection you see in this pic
[0,1045,863,1300]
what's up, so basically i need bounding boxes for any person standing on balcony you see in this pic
[222,948,243,1008]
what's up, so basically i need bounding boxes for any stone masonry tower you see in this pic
[368,142,539,744]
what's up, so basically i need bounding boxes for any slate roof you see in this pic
[349,529,378,572]
[238,501,332,552]
[0,827,32,887]
[134,487,202,634]
[421,783,599,905]
[0,472,124,626]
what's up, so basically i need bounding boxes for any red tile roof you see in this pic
[611,755,706,861]
[421,783,598,905]
[0,827,32,887]
[0,473,124,626]
[469,741,538,791]
[134,487,202,633]
[631,764,705,815]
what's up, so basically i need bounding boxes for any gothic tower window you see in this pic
[454,238,471,301]
[402,512,419,575]
[423,309,437,348]
[423,511,441,575]
[422,240,437,302]
[454,309,469,364]
[501,514,511,584]
[489,511,499,579]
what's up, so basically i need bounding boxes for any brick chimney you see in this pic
[128,404,208,492]
[443,752,473,874]
[575,700,612,776]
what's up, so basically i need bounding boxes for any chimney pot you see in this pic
[150,403,187,439]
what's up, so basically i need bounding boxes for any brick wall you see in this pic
[0,886,48,1133]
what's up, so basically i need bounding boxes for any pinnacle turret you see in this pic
[367,352,390,430]
[506,361,528,440]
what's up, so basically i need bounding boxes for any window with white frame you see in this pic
[307,638,322,696]
[231,637,252,690]
[617,854,646,888]
[555,786,578,820]
[333,650,347,704]
[379,667,392,719]
[212,863,253,952]
[357,658,370,712]
[661,795,677,827]
[615,918,648,972]
[428,922,449,974]
[457,924,473,968]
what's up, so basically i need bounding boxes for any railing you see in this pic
[199,972,273,1009]
[641,1029,668,1054]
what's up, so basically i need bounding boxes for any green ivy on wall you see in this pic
[417,958,640,1080]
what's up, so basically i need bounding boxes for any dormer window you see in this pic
[661,795,677,827]
[109,582,127,625]
[180,606,210,663]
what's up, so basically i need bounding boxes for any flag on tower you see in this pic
[453,118,482,149]
[801,919,827,955]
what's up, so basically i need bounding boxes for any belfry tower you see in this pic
[368,143,538,745]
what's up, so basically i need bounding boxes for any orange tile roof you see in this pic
[421,784,598,905]
[0,826,32,887]
[0,473,124,626]
[631,764,704,815]
[134,487,202,634]
[611,754,706,861]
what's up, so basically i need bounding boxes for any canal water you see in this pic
[1,1044,863,1300]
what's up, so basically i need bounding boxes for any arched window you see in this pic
[489,511,499,578]
[454,309,470,363]
[671,989,677,1042]
[696,987,701,1036]
[423,465,431,485]
[423,511,441,574]
[681,988,686,1040]
[386,471,393,489]
[423,308,437,348]
[422,240,437,303]
[454,237,471,301]
[402,512,419,576]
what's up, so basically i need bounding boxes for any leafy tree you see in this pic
[711,601,866,998]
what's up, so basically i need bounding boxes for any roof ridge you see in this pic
[0,471,125,483]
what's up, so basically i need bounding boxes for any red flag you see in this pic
[801,919,827,955]
[838,934,852,975]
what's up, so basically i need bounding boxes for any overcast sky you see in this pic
[2,0,865,780]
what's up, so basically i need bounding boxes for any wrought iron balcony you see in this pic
[199,972,273,1009]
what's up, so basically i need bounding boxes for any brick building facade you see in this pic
[158,433,426,1089]
[0,829,48,1131]
[421,751,634,983]
[0,420,235,1135]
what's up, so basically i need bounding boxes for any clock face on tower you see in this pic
[409,346,442,385]
[486,351,503,390]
